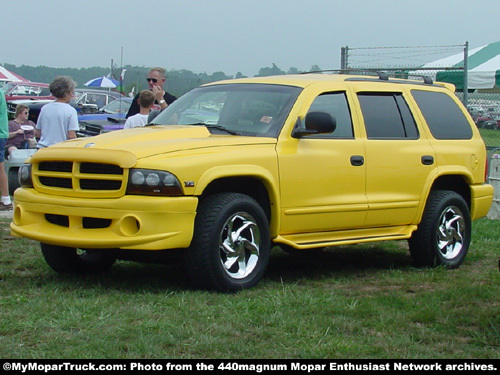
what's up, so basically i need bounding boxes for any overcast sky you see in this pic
[4,0,500,76]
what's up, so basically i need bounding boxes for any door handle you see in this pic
[421,155,434,165]
[350,155,364,166]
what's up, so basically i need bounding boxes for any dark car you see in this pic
[78,98,132,136]
[6,89,125,123]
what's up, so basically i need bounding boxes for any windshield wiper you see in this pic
[188,123,240,135]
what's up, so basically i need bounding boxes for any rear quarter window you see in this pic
[411,90,472,139]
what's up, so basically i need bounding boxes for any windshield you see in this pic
[102,99,131,114]
[151,83,301,137]
[2,82,15,93]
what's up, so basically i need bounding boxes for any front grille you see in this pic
[34,161,125,196]
[6,102,17,112]
[39,161,72,172]
[39,176,73,189]
[80,162,122,175]
[80,123,102,136]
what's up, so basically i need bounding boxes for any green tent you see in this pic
[421,41,500,90]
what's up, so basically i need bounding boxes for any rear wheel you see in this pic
[41,243,116,274]
[186,193,270,292]
[409,190,471,268]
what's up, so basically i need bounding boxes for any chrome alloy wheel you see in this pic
[437,205,466,260]
[219,212,261,279]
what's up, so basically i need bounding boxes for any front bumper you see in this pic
[10,188,198,250]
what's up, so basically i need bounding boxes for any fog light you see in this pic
[119,215,141,236]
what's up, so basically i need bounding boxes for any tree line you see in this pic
[3,63,322,98]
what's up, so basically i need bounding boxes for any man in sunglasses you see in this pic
[126,67,177,118]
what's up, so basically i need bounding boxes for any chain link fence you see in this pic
[455,91,500,151]
[340,44,500,151]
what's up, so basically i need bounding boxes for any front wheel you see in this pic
[186,193,271,292]
[409,190,471,269]
[41,243,116,274]
[8,168,20,195]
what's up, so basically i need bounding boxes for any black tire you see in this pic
[41,243,116,274]
[8,168,20,195]
[409,190,471,269]
[186,193,271,292]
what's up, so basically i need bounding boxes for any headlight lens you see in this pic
[19,164,33,188]
[127,169,183,196]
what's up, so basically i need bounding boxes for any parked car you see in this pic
[476,108,500,129]
[78,98,132,136]
[6,89,125,123]
[2,81,54,102]
[11,73,494,292]
[4,149,37,195]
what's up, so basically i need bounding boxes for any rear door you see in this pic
[355,89,435,227]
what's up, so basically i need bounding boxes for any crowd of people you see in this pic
[0,66,177,211]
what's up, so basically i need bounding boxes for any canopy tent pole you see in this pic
[463,41,469,107]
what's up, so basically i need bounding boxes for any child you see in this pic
[123,90,155,129]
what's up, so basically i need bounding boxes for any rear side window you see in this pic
[411,90,472,139]
[358,93,418,139]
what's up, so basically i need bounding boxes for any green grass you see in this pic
[0,217,499,359]
[479,128,500,149]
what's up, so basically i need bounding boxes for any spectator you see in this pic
[35,76,79,148]
[0,93,12,210]
[124,90,155,129]
[126,67,176,118]
[6,104,37,155]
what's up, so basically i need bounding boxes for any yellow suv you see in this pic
[11,73,494,291]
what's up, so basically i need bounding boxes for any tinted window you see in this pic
[358,93,418,139]
[306,92,353,138]
[411,90,472,139]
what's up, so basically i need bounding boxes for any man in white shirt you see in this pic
[124,90,155,129]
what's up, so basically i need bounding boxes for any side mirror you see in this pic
[292,111,336,138]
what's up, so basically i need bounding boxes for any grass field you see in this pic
[480,128,500,150]
[0,217,499,359]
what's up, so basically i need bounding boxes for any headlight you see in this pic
[19,164,34,188]
[126,169,183,196]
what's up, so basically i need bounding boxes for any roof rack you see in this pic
[302,69,433,84]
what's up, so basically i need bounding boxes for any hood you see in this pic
[46,125,276,160]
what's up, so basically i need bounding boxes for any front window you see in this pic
[151,83,301,137]
[304,92,354,138]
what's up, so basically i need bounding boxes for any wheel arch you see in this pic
[430,174,471,208]
[195,166,280,237]
[414,173,472,225]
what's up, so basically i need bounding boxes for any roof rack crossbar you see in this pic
[301,69,434,84]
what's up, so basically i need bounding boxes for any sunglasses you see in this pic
[146,78,158,83]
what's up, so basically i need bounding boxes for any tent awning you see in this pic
[0,66,30,84]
